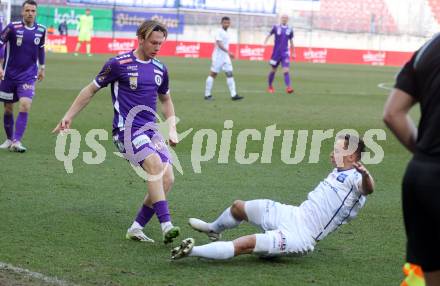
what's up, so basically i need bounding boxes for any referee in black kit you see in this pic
[383,34,440,285]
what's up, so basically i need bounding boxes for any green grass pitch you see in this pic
[0,53,414,285]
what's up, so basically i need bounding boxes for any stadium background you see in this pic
[2,0,438,65]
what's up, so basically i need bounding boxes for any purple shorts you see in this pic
[113,129,171,166]
[269,54,290,68]
[0,80,36,103]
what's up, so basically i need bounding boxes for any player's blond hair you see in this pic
[136,20,168,40]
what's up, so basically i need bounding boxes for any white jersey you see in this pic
[299,168,366,241]
[212,28,230,60]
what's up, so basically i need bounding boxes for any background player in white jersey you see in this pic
[204,17,243,101]
[172,134,374,260]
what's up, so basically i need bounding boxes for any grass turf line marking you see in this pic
[0,262,76,286]
[377,82,393,91]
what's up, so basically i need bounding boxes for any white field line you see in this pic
[377,82,394,91]
[0,262,76,286]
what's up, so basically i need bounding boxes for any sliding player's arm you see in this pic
[52,82,100,133]
[354,162,374,195]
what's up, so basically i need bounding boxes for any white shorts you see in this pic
[245,199,316,257]
[210,55,233,73]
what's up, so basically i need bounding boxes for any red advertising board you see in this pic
[47,35,412,67]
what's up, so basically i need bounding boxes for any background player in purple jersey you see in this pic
[53,20,181,244]
[264,14,294,94]
[0,0,46,152]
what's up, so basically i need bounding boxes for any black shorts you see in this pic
[402,155,440,272]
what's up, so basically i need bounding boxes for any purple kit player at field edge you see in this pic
[0,0,46,153]
[53,20,181,245]
[264,14,294,94]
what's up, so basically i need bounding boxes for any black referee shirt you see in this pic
[395,33,440,157]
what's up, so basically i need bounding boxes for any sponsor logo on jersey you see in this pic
[119,58,133,64]
[336,173,348,183]
[127,65,137,71]
[127,72,138,76]
[151,136,166,151]
[0,91,13,100]
[153,69,163,76]
[132,134,151,149]
[16,30,24,34]
[129,76,137,90]
[97,66,111,83]
[116,53,130,60]
[277,230,287,251]
[323,180,339,193]
[154,74,162,86]
[16,36,23,46]
[13,24,23,29]
[22,83,34,90]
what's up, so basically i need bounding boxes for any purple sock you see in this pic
[268,71,275,87]
[3,113,14,140]
[135,204,155,227]
[14,112,28,142]
[153,200,171,223]
[283,72,291,87]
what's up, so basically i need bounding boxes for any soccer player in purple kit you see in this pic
[0,0,46,152]
[53,20,180,244]
[264,14,294,94]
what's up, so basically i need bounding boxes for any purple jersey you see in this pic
[0,21,46,81]
[0,21,3,59]
[270,24,294,59]
[93,51,170,133]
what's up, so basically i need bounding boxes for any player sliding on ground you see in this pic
[171,134,374,260]
[53,20,181,245]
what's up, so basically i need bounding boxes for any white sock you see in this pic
[226,77,236,97]
[209,207,240,233]
[189,241,235,260]
[205,76,214,97]
[129,221,143,230]
[161,221,173,233]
